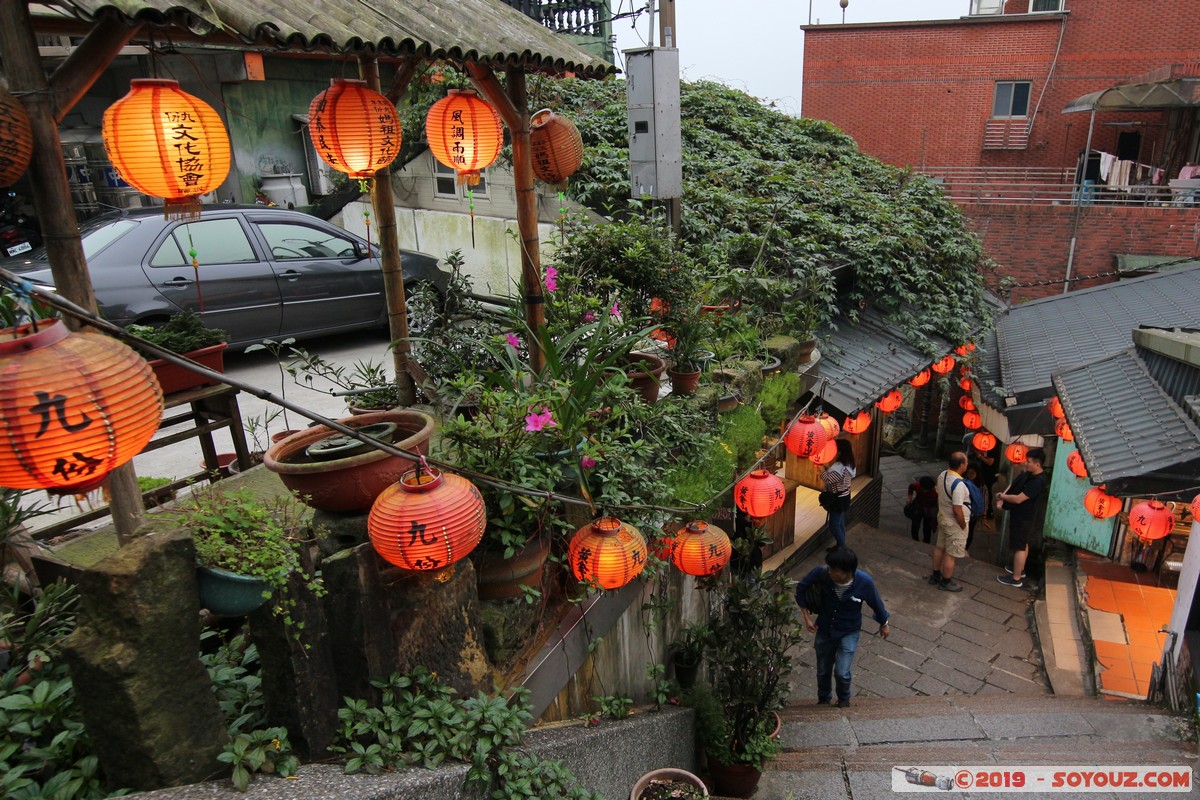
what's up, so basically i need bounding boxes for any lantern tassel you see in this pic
[363,207,373,265]
[468,188,476,249]
[187,242,205,313]
[558,190,566,245]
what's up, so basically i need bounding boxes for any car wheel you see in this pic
[404,282,443,335]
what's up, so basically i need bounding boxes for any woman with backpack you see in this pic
[820,439,856,548]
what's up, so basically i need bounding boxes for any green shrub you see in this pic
[721,406,767,471]
[668,437,736,509]
[757,372,800,430]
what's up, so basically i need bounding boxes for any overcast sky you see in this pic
[611,0,967,115]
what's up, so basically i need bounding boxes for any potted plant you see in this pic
[630,769,708,800]
[178,487,325,622]
[285,349,404,414]
[127,311,228,395]
[669,621,709,689]
[664,305,712,396]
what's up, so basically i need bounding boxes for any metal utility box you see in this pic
[625,47,682,199]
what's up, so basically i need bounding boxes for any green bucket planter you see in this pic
[196,566,272,617]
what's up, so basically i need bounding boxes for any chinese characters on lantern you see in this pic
[164,110,206,190]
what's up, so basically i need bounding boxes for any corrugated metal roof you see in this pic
[997,266,1200,403]
[47,0,613,77]
[1052,348,1200,490]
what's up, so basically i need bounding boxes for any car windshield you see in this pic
[26,218,138,261]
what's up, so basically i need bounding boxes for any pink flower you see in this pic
[580,456,597,469]
[544,267,558,292]
[524,407,557,432]
[610,301,621,319]
[505,332,521,348]
[583,311,596,323]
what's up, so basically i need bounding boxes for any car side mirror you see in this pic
[352,240,370,261]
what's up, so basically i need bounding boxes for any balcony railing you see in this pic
[500,0,607,37]
[920,166,1199,207]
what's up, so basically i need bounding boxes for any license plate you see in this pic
[6,241,31,256]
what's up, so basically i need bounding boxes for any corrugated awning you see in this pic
[41,0,615,77]
[1063,76,1200,113]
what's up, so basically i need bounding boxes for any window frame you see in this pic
[431,155,489,200]
[991,81,1032,120]
[1030,0,1064,12]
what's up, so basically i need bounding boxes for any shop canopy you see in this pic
[1063,74,1200,113]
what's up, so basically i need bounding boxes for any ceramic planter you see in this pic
[630,768,708,800]
[473,536,551,600]
[622,352,666,404]
[705,761,761,798]
[672,654,700,689]
[196,565,271,617]
[149,342,227,395]
[667,366,702,396]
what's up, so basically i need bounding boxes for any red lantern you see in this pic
[0,320,163,491]
[810,439,838,466]
[784,415,828,458]
[932,355,956,374]
[102,79,231,215]
[817,413,840,440]
[1046,396,1065,420]
[959,376,973,392]
[843,410,871,435]
[1128,500,1175,541]
[308,79,402,179]
[972,432,997,452]
[1005,442,1028,464]
[569,516,647,589]
[1192,494,1200,522]
[0,88,33,187]
[908,369,931,388]
[734,469,786,518]
[425,90,504,185]
[876,390,902,413]
[1056,418,1074,442]
[1084,486,1121,519]
[671,520,732,576]
[958,395,976,411]
[954,344,970,356]
[529,109,583,185]
[962,411,982,430]
[1066,451,1088,478]
[368,465,486,570]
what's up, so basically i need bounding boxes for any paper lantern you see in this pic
[1005,442,1028,464]
[569,516,647,589]
[784,415,827,458]
[1084,486,1121,519]
[959,376,973,392]
[843,410,871,435]
[367,465,486,571]
[958,395,976,411]
[1066,451,1088,478]
[1192,494,1200,522]
[0,88,33,187]
[954,344,970,356]
[876,389,902,413]
[529,109,583,185]
[972,431,997,452]
[1055,418,1074,442]
[1128,500,1174,541]
[908,369,931,388]
[932,355,956,374]
[810,439,838,466]
[1046,396,1065,419]
[817,413,840,439]
[425,89,503,185]
[308,79,402,179]
[734,469,786,518]
[671,520,732,576]
[962,411,982,430]
[0,320,163,491]
[102,79,231,215]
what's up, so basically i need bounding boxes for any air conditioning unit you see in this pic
[293,113,338,196]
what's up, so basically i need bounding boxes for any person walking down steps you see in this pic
[820,439,856,548]
[929,451,970,593]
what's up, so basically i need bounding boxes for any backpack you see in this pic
[952,477,985,520]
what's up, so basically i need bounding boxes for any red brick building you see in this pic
[802,0,1200,302]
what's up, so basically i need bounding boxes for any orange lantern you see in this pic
[908,369,931,388]
[958,395,976,411]
[367,464,486,571]
[1066,451,1088,478]
[843,410,871,435]
[425,89,504,185]
[1005,442,1028,464]
[959,375,973,392]
[876,389,902,413]
[817,412,840,440]
[784,415,828,458]
[1055,418,1074,442]
[1128,500,1175,541]
[569,516,647,589]
[529,109,583,185]
[972,431,997,452]
[671,520,732,576]
[734,469,786,518]
[308,79,402,179]
[810,439,838,466]
[954,344,970,356]
[1084,486,1121,519]
[931,355,956,374]
[102,79,231,216]
[1046,396,1065,420]
[0,88,33,187]
[1192,494,1200,522]
[962,411,982,430]
[0,320,163,492]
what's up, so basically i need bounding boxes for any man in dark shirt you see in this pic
[995,447,1047,588]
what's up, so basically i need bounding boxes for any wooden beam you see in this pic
[385,58,422,105]
[47,16,141,123]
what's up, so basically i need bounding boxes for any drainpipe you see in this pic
[1064,108,1097,294]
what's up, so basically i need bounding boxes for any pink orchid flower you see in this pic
[544,266,559,292]
[583,311,597,323]
[524,407,557,432]
[505,332,521,349]
[580,456,597,469]
[610,301,621,319]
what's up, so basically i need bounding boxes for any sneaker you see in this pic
[927,570,943,585]
[817,697,831,706]
[1004,565,1013,574]
[837,698,851,708]
[938,578,963,593]
[997,574,1024,588]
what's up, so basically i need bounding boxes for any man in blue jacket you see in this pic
[795,545,890,708]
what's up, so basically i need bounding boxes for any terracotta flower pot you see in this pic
[668,366,702,396]
[622,352,666,404]
[263,410,435,513]
[631,768,708,800]
[149,342,227,395]
[473,536,551,600]
[706,761,762,798]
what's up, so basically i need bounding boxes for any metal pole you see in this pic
[1064,108,1097,294]
[658,0,677,47]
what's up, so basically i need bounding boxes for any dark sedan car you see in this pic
[3,206,450,346]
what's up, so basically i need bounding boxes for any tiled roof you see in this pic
[48,0,613,78]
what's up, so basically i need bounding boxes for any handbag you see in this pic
[818,490,839,511]
[903,498,921,520]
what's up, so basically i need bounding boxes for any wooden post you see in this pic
[0,1,144,542]
[359,55,416,406]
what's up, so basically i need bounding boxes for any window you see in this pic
[992,81,1031,119]
[969,0,1003,14]
[258,222,356,260]
[1030,0,1063,11]
[432,156,488,199]
[150,218,256,266]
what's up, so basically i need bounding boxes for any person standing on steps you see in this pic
[906,475,938,544]
[820,439,856,548]
[929,451,970,592]
[996,447,1047,588]
[795,545,890,708]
